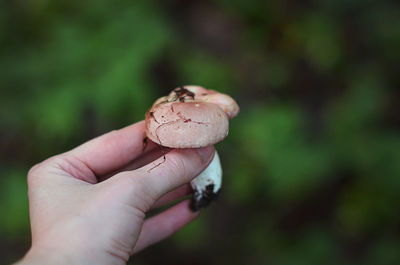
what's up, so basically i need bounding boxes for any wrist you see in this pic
[16,243,125,265]
[16,246,76,265]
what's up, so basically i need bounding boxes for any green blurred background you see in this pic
[1,0,400,264]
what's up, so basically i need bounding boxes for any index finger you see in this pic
[66,120,158,176]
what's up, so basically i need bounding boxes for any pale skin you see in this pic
[16,120,215,265]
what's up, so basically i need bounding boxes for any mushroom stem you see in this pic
[190,151,222,211]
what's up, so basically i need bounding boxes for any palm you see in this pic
[24,121,213,265]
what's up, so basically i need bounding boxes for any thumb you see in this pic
[116,146,215,208]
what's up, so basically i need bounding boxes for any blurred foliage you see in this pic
[1,0,400,264]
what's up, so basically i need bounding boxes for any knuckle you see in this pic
[28,163,41,177]
[27,162,45,187]
[26,155,62,187]
[166,154,188,180]
[117,172,156,211]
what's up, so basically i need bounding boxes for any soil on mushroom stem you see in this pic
[190,184,220,211]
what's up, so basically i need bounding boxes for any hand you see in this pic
[17,121,215,265]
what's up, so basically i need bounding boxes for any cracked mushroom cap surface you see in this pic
[145,86,239,148]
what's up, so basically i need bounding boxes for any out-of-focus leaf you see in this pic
[326,69,388,169]
[286,14,342,71]
[175,50,237,94]
[337,181,398,236]
[232,106,333,201]
[273,228,337,265]
[363,5,400,61]
[172,212,208,250]
[366,237,400,265]
[0,168,29,237]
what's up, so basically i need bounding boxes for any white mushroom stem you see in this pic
[190,151,222,211]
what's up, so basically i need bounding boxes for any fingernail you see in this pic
[197,146,214,163]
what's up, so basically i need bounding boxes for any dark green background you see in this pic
[1,0,400,264]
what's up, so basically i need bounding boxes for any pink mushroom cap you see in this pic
[145,86,239,148]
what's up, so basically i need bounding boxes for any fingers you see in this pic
[133,200,199,254]
[129,146,215,201]
[97,143,171,182]
[151,184,192,209]
[67,121,159,176]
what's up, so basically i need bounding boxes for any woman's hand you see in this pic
[17,121,214,265]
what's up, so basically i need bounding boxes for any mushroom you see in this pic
[145,85,239,211]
